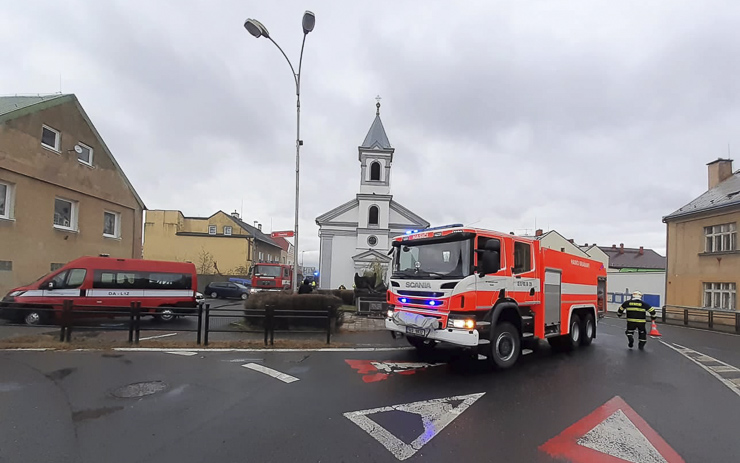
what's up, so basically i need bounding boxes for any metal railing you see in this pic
[1,300,334,345]
[661,304,740,334]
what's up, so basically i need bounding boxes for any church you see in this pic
[315,102,429,289]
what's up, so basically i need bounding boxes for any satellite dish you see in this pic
[74,145,83,154]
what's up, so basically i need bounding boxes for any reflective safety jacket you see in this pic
[618,298,656,323]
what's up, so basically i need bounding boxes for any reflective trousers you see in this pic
[626,321,647,345]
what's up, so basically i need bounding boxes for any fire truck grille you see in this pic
[397,290,444,298]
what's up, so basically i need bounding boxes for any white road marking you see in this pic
[577,409,667,463]
[344,392,484,461]
[241,363,299,383]
[139,333,178,341]
[661,341,740,398]
[166,351,197,356]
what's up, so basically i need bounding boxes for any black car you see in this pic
[204,282,250,300]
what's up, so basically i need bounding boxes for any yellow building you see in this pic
[143,210,284,274]
[663,159,739,310]
[0,94,145,295]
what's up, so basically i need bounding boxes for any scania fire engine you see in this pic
[385,225,607,368]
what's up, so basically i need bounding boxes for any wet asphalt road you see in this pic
[1,319,740,463]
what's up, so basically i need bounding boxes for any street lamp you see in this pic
[244,11,315,293]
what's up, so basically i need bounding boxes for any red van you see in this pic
[0,256,198,325]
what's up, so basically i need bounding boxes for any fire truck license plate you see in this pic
[406,326,427,337]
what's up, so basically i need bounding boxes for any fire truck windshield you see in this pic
[392,238,472,279]
[253,265,281,277]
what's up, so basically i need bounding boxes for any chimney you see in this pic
[707,158,733,189]
[612,244,616,249]
[619,243,624,254]
[231,210,240,219]
[585,243,589,247]
[568,239,574,244]
[639,246,644,255]
[535,229,543,237]
[258,223,262,231]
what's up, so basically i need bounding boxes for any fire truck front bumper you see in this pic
[385,311,479,348]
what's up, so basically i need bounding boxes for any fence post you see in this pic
[708,310,714,330]
[326,307,331,345]
[62,300,73,343]
[134,302,142,344]
[684,309,688,326]
[128,302,135,344]
[661,306,666,323]
[269,305,275,346]
[204,304,210,346]
[736,312,740,334]
[196,303,203,345]
[263,305,270,346]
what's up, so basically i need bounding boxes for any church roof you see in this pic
[360,102,392,150]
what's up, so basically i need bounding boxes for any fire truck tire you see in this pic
[490,322,520,369]
[155,308,176,323]
[580,313,595,347]
[23,308,46,326]
[568,313,582,349]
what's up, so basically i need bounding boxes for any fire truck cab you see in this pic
[385,225,607,368]
[249,263,293,294]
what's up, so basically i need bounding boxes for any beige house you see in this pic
[0,94,145,295]
[663,158,739,311]
[143,210,283,274]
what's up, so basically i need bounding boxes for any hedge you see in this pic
[243,292,345,331]
[316,289,355,306]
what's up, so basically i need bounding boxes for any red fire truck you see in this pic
[385,225,607,368]
[249,263,293,294]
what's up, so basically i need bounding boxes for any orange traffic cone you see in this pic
[649,320,662,338]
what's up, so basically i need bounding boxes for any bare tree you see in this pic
[196,248,215,274]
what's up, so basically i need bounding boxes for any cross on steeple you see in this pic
[375,95,381,115]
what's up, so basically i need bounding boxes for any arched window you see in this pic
[368,205,379,226]
[370,161,381,181]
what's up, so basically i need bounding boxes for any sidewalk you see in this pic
[340,313,386,332]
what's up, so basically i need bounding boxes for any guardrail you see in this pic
[1,300,333,346]
[661,304,740,334]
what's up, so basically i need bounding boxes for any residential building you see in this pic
[663,158,739,311]
[143,210,283,274]
[315,102,429,289]
[0,94,145,295]
[270,236,294,265]
[598,243,666,311]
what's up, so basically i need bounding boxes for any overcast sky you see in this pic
[3,0,740,266]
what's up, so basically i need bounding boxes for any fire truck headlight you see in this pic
[448,318,476,329]
[386,309,394,318]
[249,288,257,294]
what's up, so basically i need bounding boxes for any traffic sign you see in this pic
[539,396,685,462]
[271,230,294,238]
[344,392,484,460]
[345,359,443,383]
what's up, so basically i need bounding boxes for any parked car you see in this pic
[204,282,250,300]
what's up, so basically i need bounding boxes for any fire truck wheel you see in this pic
[490,322,520,369]
[23,309,45,326]
[568,313,582,349]
[580,313,595,347]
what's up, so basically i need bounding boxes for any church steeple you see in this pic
[360,98,392,150]
[358,98,394,195]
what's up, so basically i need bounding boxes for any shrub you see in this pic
[243,292,344,331]
[316,289,354,306]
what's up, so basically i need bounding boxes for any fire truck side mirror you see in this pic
[478,251,501,277]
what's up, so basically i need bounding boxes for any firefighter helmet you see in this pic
[631,290,643,300]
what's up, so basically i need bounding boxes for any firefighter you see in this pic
[617,291,656,349]
[298,278,313,294]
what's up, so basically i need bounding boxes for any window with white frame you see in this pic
[208,225,217,235]
[103,211,121,238]
[703,282,736,310]
[704,223,737,253]
[0,181,13,219]
[77,142,93,166]
[53,198,78,230]
[224,226,232,236]
[259,251,264,261]
[41,125,60,151]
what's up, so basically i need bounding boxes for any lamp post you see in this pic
[244,11,315,293]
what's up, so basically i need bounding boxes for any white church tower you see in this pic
[315,101,429,289]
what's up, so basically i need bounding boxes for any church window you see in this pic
[370,161,381,181]
[368,206,379,226]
